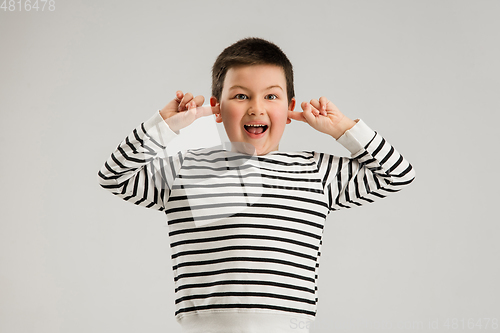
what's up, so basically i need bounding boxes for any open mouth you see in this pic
[244,124,268,135]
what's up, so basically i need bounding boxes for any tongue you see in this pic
[247,126,264,134]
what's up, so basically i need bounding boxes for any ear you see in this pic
[286,98,296,124]
[210,96,223,123]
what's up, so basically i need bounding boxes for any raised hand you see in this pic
[160,91,214,132]
[288,97,357,139]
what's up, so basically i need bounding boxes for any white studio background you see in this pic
[1,1,499,332]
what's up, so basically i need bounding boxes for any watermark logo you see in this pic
[181,141,264,227]
[1,0,55,11]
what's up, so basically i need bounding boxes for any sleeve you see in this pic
[97,110,185,211]
[323,119,416,211]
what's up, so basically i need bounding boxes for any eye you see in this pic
[265,94,278,100]
[234,94,248,100]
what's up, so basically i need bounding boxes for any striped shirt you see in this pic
[98,111,415,332]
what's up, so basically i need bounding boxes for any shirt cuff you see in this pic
[141,110,179,148]
[336,119,376,155]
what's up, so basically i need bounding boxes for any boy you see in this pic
[98,37,415,333]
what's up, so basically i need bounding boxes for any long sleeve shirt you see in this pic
[98,111,415,333]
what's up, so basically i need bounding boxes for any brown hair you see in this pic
[211,37,295,104]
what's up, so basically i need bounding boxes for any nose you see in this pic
[247,99,265,116]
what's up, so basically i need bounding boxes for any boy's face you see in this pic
[211,64,296,156]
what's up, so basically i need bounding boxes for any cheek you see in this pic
[221,109,242,136]
[271,110,288,129]
[224,112,239,127]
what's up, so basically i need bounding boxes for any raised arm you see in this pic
[97,91,210,211]
[324,120,415,210]
[289,97,415,211]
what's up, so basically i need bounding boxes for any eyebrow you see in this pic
[229,85,284,92]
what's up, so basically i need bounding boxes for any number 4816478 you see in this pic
[1,0,55,11]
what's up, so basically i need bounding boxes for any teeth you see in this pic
[245,124,266,127]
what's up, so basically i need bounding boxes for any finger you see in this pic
[310,99,320,110]
[193,95,205,107]
[193,105,216,119]
[174,90,184,104]
[161,91,183,116]
[186,100,197,110]
[308,100,321,117]
[179,92,194,111]
[287,110,307,122]
[318,96,328,115]
[310,98,327,116]
[301,102,317,122]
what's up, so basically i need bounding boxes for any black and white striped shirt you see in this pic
[98,111,415,332]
